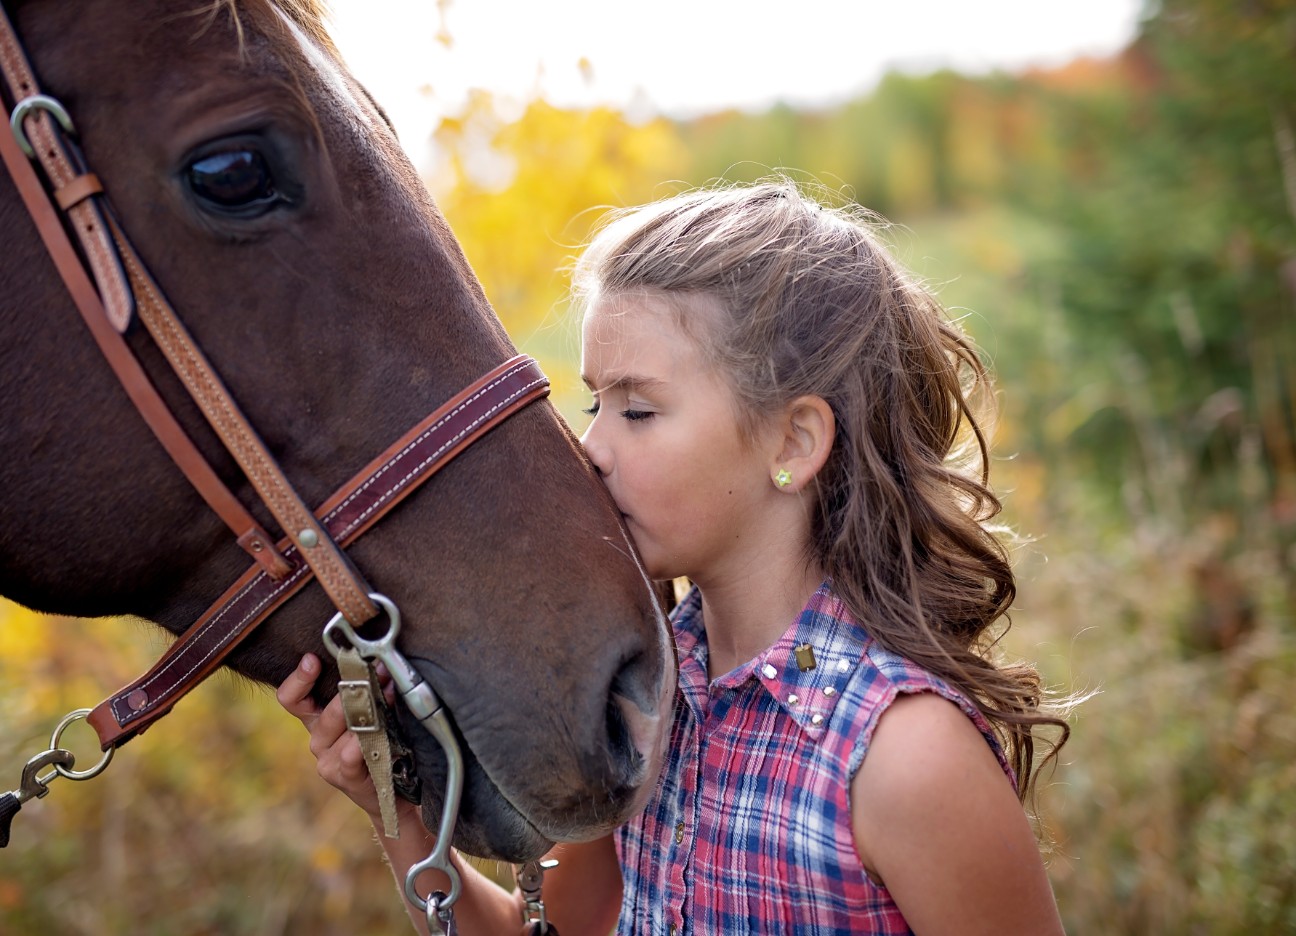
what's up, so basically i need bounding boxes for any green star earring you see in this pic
[775,468,793,488]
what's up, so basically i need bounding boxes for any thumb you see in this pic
[276,653,324,721]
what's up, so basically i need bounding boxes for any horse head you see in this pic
[0,0,671,861]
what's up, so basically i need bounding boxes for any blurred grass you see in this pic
[0,606,422,934]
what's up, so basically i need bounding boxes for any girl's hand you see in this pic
[276,652,389,819]
[279,654,619,936]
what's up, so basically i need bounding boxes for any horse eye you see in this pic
[187,149,281,213]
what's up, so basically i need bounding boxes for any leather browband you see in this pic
[87,355,550,749]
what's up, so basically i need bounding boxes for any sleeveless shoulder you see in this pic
[842,637,1016,789]
[615,582,1014,934]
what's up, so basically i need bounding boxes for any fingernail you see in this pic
[300,654,317,675]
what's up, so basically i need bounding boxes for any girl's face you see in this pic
[580,292,778,584]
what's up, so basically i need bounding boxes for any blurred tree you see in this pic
[426,93,690,420]
[1031,0,1296,533]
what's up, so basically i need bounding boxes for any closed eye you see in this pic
[579,404,652,422]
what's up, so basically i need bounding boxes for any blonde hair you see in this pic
[573,177,1069,805]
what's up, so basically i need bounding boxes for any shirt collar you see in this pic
[671,580,868,741]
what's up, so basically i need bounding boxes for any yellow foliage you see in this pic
[311,841,344,873]
[884,129,936,215]
[427,94,691,424]
[947,87,1002,197]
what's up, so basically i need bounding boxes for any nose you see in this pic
[580,421,611,477]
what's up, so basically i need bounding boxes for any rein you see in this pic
[0,8,545,930]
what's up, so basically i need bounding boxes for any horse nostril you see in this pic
[605,693,641,778]
[604,650,666,786]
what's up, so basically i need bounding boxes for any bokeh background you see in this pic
[3,0,1293,932]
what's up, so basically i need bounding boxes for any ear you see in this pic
[769,395,835,493]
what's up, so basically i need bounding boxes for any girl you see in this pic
[278,178,1071,934]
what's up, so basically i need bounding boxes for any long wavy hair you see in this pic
[572,177,1071,808]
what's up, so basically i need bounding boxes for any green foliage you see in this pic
[1027,0,1296,527]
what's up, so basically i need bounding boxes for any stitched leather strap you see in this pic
[0,79,291,580]
[104,213,379,627]
[86,356,550,749]
[2,7,371,611]
[0,18,133,330]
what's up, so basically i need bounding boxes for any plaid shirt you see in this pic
[615,582,1014,935]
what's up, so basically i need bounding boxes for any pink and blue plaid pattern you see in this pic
[615,582,1014,934]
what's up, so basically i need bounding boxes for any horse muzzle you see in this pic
[396,631,673,862]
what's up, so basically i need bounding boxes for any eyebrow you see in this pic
[580,374,668,395]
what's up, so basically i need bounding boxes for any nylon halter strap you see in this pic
[0,9,551,750]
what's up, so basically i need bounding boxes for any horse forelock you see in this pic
[199,0,338,56]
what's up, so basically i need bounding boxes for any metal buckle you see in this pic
[323,593,465,916]
[337,679,381,733]
[10,94,76,158]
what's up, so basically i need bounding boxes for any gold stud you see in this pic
[794,643,817,671]
[775,468,792,488]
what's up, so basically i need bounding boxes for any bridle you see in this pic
[0,7,546,932]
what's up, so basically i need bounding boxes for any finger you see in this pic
[315,716,378,794]
[373,661,398,704]
[337,731,370,778]
[276,653,323,721]
[317,731,380,808]
[309,694,351,756]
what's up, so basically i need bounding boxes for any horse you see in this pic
[0,0,672,875]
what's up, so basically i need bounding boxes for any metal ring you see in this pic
[322,591,402,660]
[10,93,76,158]
[49,708,114,781]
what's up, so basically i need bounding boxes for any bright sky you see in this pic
[327,0,1144,170]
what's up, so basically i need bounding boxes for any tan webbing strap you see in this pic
[336,647,400,838]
